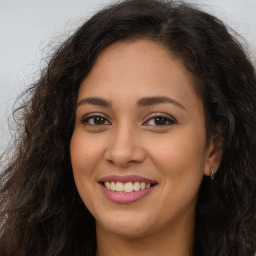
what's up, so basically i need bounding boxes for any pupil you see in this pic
[95,117,105,125]
[155,117,166,125]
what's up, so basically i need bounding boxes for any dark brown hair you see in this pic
[1,0,256,255]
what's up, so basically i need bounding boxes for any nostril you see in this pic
[104,139,146,167]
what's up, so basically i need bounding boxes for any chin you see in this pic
[96,211,155,238]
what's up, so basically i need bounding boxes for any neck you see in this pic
[95,219,194,256]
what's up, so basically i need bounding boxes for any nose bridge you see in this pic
[104,120,145,166]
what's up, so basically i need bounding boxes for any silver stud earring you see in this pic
[210,168,215,180]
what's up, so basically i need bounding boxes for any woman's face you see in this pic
[70,39,219,238]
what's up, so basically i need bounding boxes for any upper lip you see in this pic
[98,175,157,184]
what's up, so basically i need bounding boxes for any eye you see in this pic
[144,114,177,126]
[81,114,111,126]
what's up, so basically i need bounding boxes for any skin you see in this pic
[70,39,221,256]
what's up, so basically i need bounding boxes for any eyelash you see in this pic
[143,113,177,126]
[81,113,111,126]
[80,113,177,127]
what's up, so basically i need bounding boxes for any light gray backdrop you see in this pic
[1,0,256,156]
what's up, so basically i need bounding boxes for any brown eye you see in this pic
[144,115,176,126]
[94,116,106,125]
[81,115,111,126]
[154,117,168,125]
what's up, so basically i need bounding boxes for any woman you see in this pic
[1,0,256,255]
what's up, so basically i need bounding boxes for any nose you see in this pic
[104,125,146,167]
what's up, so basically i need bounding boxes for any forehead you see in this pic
[78,39,198,104]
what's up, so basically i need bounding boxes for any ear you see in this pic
[203,135,223,178]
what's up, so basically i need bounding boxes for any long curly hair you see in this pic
[1,0,256,255]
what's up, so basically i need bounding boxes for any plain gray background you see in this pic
[1,0,256,156]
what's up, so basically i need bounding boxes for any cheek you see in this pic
[70,131,104,175]
[148,135,206,219]
[151,132,206,169]
[70,131,108,217]
[148,129,207,195]
[70,131,104,203]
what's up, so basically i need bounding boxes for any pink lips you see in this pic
[98,175,157,204]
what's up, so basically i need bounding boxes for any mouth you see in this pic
[98,175,158,203]
[101,181,156,193]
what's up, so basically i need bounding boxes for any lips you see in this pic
[98,175,158,204]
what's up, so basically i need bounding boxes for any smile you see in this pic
[98,175,158,203]
[103,181,153,193]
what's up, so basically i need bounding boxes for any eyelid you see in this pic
[143,112,177,126]
[79,112,176,126]
[80,112,111,125]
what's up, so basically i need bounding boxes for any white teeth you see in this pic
[103,181,153,192]
[115,182,124,192]
[133,182,140,191]
[110,181,116,191]
[105,181,111,189]
[124,182,133,193]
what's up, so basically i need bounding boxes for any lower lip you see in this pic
[100,184,156,204]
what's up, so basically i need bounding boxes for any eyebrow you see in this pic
[137,96,187,111]
[77,96,186,111]
[77,97,112,107]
